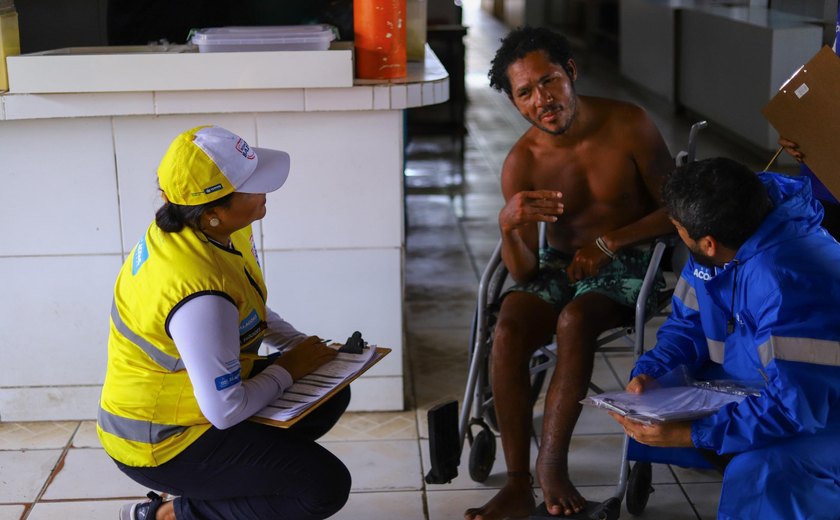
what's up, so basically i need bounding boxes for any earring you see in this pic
[209,217,220,227]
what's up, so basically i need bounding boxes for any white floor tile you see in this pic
[0,449,63,502]
[323,440,424,492]
[623,483,703,519]
[683,482,723,519]
[337,491,425,520]
[27,499,130,520]
[426,488,504,520]
[71,421,103,449]
[0,505,25,520]
[0,422,78,450]
[41,448,149,500]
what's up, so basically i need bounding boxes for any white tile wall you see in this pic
[2,92,155,120]
[0,255,122,387]
[0,118,122,256]
[256,111,403,250]
[0,386,102,421]
[390,84,409,109]
[422,81,436,105]
[260,248,403,376]
[154,89,305,115]
[373,85,392,110]
[305,86,374,111]
[345,375,404,411]
[407,83,423,108]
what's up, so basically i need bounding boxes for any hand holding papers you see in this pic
[582,366,761,425]
[582,385,748,424]
[251,342,390,428]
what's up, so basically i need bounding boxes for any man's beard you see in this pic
[689,245,717,268]
[530,88,577,136]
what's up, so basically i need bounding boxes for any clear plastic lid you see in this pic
[190,25,338,46]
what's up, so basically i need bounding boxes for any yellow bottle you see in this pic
[0,0,21,92]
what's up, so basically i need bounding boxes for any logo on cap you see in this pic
[204,184,224,195]
[235,139,256,160]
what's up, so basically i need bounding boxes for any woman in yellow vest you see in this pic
[98,125,351,520]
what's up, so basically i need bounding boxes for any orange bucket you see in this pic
[354,0,407,79]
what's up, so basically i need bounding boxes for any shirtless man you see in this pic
[465,27,675,520]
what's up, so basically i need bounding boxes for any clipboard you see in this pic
[762,46,840,200]
[250,346,391,429]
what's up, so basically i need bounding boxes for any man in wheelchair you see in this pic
[465,27,675,519]
[611,157,840,519]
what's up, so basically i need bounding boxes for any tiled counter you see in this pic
[0,49,449,421]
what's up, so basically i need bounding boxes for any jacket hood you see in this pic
[732,172,824,263]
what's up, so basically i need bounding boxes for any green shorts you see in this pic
[504,246,664,314]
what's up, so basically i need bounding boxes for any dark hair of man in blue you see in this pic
[663,157,773,249]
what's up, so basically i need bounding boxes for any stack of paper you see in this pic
[253,346,384,427]
[582,385,748,424]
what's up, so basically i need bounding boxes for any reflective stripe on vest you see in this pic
[707,339,725,363]
[758,336,840,367]
[674,277,699,311]
[98,406,186,444]
[110,300,185,372]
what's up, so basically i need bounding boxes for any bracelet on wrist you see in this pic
[595,236,617,260]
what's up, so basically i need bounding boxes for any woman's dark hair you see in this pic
[155,192,235,232]
[488,26,574,97]
[663,157,773,249]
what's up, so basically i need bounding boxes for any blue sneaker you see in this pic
[119,491,163,520]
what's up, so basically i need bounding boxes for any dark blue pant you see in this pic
[116,387,352,520]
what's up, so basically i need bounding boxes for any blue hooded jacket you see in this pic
[633,172,840,454]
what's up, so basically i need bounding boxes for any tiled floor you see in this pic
[0,2,795,519]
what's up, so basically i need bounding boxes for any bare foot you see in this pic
[464,475,535,520]
[536,460,586,517]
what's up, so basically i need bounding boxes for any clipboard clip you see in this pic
[339,330,368,354]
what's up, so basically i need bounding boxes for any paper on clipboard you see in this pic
[250,346,390,428]
[762,46,840,201]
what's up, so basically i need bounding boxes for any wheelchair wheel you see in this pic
[468,426,496,483]
[625,462,654,515]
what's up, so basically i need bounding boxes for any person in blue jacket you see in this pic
[609,157,840,519]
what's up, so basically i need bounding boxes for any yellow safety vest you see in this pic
[97,223,269,467]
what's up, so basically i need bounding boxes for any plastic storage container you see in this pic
[191,25,337,53]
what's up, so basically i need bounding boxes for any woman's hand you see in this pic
[273,336,338,381]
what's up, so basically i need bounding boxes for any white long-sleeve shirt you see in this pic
[169,295,308,429]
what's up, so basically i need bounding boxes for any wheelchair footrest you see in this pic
[424,400,460,484]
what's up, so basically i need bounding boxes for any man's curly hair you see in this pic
[488,26,575,97]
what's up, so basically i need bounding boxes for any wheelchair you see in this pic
[429,122,709,519]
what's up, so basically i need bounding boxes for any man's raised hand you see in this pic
[499,190,564,233]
